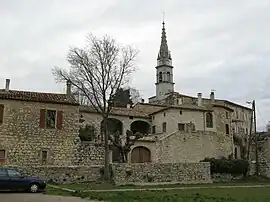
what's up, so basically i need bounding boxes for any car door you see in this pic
[7,169,26,190]
[0,168,10,190]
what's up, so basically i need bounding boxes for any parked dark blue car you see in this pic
[0,167,46,192]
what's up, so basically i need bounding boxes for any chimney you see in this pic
[66,80,71,95]
[197,93,202,106]
[5,79,10,91]
[210,91,215,103]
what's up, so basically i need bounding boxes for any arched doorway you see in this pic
[100,118,123,162]
[131,146,151,163]
[130,120,150,135]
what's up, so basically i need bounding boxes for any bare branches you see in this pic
[52,33,138,117]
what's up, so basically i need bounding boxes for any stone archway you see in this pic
[100,118,123,163]
[131,146,151,163]
[130,120,150,135]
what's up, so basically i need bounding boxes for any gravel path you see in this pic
[0,193,99,202]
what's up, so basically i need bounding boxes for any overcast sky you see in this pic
[0,0,269,130]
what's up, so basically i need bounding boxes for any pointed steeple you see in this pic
[157,21,171,60]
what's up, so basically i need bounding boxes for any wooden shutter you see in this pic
[39,109,46,128]
[57,110,63,130]
[0,104,4,124]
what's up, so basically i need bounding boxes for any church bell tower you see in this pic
[155,21,174,101]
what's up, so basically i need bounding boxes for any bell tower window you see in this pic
[167,72,170,82]
[159,72,162,82]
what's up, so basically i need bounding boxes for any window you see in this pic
[129,116,133,119]
[176,99,179,105]
[7,169,21,177]
[163,112,166,117]
[246,128,248,135]
[206,112,213,128]
[0,168,7,177]
[40,109,63,129]
[158,72,162,82]
[0,150,5,160]
[167,72,170,82]
[152,126,156,134]
[41,151,48,164]
[0,104,4,124]
[46,110,56,128]
[236,111,238,119]
[178,123,185,131]
[234,148,238,159]
[152,116,155,120]
[225,112,229,119]
[162,122,166,132]
[225,124,229,134]
[180,110,182,115]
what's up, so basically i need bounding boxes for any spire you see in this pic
[157,21,171,60]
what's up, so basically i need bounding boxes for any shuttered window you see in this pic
[57,111,63,130]
[39,109,63,130]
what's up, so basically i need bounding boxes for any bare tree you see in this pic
[72,86,91,106]
[109,130,143,163]
[52,33,138,180]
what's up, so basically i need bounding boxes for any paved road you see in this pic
[0,193,99,202]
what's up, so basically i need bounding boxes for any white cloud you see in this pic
[0,0,270,130]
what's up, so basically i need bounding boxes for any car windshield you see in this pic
[7,169,21,177]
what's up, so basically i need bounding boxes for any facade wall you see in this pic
[111,162,212,185]
[151,108,216,135]
[131,130,233,163]
[80,111,150,138]
[0,99,79,166]
[15,165,103,183]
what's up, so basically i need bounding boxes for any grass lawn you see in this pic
[46,186,270,202]
[51,176,270,191]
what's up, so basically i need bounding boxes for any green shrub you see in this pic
[201,157,249,176]
[79,124,96,141]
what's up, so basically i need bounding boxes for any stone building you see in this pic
[0,21,253,169]
[0,79,80,166]
[0,79,105,168]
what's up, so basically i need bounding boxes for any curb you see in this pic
[48,184,270,193]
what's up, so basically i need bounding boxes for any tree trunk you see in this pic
[103,118,110,180]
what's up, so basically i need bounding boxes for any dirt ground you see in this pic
[0,193,99,202]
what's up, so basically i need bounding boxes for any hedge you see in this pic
[201,157,249,176]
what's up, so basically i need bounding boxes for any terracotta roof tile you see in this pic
[79,105,149,118]
[0,89,79,105]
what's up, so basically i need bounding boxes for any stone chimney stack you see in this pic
[210,91,215,103]
[5,79,10,91]
[197,93,202,106]
[66,80,71,95]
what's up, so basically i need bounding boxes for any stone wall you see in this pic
[131,130,233,163]
[0,99,105,168]
[16,165,103,183]
[111,162,212,185]
[73,141,104,166]
[0,100,79,167]
[211,173,243,182]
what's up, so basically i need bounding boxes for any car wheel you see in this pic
[29,183,39,193]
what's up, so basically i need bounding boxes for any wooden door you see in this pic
[131,147,151,163]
